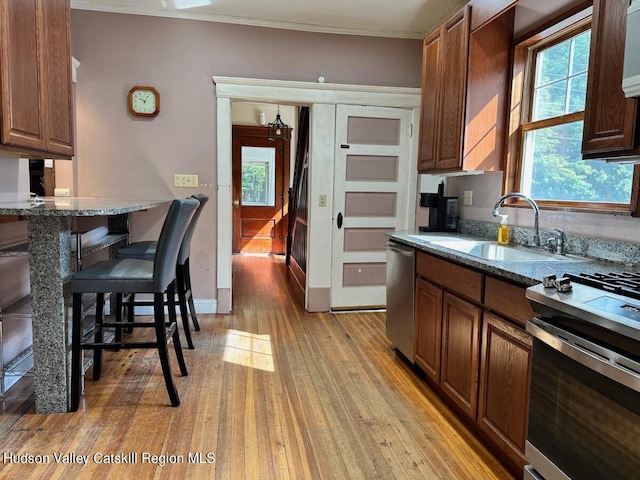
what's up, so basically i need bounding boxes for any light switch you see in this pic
[174,173,199,188]
[319,194,327,207]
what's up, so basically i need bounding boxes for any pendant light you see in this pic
[268,105,290,141]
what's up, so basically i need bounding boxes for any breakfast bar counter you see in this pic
[0,197,171,413]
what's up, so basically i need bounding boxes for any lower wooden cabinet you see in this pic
[478,312,532,471]
[414,252,532,477]
[415,278,443,383]
[441,292,481,419]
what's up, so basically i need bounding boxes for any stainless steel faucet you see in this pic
[492,192,540,247]
[547,227,566,255]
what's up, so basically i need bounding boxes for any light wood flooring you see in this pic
[0,254,514,479]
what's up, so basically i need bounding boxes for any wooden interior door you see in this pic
[232,125,288,254]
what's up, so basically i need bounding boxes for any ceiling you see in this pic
[70,0,469,39]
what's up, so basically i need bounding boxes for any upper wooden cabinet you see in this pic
[418,7,469,172]
[417,6,514,173]
[0,0,74,158]
[470,0,519,32]
[582,0,640,159]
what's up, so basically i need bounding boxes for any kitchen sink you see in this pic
[428,239,585,262]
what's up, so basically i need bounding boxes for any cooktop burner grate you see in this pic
[565,272,640,300]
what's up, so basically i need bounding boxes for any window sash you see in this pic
[505,12,636,214]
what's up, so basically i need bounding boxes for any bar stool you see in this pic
[116,194,208,349]
[70,198,199,410]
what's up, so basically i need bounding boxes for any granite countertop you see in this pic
[0,197,172,216]
[390,231,635,287]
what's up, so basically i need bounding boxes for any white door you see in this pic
[331,105,414,309]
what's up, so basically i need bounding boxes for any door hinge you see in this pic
[409,123,413,137]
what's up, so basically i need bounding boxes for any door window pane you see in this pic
[241,146,276,206]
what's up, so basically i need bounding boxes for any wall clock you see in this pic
[128,85,160,117]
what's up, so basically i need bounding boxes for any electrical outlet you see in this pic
[463,190,473,206]
[54,188,70,197]
[174,174,199,188]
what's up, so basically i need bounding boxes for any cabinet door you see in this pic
[478,312,532,473]
[41,0,73,156]
[0,0,47,151]
[417,31,442,171]
[440,292,481,419]
[414,278,443,382]
[436,7,470,170]
[582,0,639,157]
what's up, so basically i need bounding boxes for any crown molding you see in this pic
[70,1,425,39]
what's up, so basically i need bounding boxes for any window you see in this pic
[241,146,276,206]
[510,19,634,211]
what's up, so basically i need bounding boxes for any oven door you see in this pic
[526,318,640,480]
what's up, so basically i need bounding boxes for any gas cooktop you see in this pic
[526,272,640,346]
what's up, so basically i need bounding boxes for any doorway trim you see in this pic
[213,76,420,313]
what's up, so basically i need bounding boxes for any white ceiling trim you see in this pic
[70,1,426,39]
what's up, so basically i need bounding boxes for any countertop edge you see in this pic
[389,232,629,287]
[0,197,172,216]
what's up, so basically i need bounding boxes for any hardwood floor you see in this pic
[0,254,514,479]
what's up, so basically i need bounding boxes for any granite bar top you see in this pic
[0,197,172,217]
[390,230,636,287]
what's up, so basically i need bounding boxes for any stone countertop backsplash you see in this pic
[389,219,640,287]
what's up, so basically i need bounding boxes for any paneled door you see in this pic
[331,105,413,309]
[232,125,288,254]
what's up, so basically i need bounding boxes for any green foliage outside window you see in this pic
[242,164,268,204]
[522,29,633,204]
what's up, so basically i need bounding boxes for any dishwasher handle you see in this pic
[385,242,414,257]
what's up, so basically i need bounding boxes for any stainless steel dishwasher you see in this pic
[385,241,415,363]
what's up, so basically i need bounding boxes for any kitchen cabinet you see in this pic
[415,252,483,420]
[418,7,469,171]
[478,311,531,473]
[440,292,481,419]
[415,278,442,382]
[414,252,532,476]
[582,0,640,159]
[0,0,74,158]
[417,6,513,173]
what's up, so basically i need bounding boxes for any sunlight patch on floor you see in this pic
[223,329,275,372]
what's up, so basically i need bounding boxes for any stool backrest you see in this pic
[177,194,209,265]
[154,198,200,291]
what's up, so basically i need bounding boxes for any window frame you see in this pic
[503,7,640,215]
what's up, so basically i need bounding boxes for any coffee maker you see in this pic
[418,182,458,232]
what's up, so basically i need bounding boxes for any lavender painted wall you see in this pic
[70,10,422,302]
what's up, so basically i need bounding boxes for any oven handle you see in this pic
[527,318,640,394]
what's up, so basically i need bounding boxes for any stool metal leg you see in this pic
[93,292,105,381]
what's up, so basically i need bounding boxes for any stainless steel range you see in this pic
[524,272,640,480]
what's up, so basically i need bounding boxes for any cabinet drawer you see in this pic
[484,276,535,327]
[417,253,482,303]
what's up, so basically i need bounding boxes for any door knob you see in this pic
[337,212,343,229]
[233,199,240,206]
